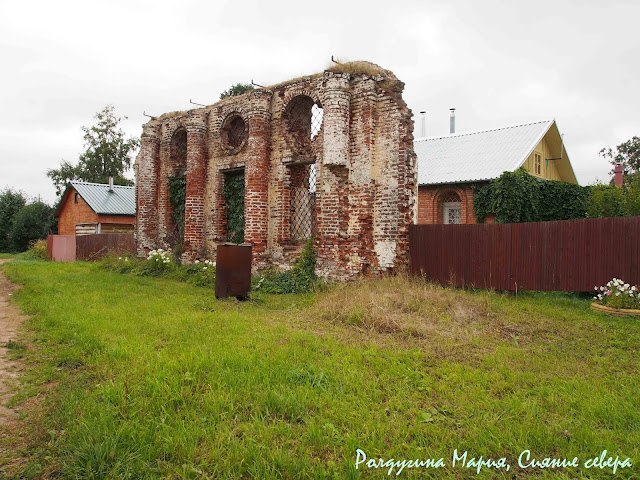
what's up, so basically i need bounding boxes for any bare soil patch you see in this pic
[0,259,26,426]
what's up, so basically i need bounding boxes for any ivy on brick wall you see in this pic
[473,168,590,223]
[168,174,186,240]
[223,172,245,244]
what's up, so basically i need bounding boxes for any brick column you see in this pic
[321,72,351,167]
[245,90,273,258]
[313,73,353,278]
[183,111,208,261]
[135,122,161,255]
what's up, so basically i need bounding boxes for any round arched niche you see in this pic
[220,113,248,155]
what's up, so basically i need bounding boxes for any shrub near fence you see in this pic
[409,216,640,292]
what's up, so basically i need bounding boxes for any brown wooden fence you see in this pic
[48,233,135,261]
[76,233,135,261]
[409,216,640,292]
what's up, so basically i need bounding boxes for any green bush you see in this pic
[586,184,625,218]
[27,239,48,260]
[170,260,216,288]
[9,201,56,252]
[586,175,640,218]
[474,168,590,223]
[101,253,216,288]
[255,240,320,294]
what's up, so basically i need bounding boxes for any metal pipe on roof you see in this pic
[449,108,456,134]
[419,111,426,138]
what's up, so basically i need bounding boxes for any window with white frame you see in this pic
[442,191,462,224]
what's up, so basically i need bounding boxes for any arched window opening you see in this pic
[168,128,187,246]
[285,95,323,151]
[441,191,462,225]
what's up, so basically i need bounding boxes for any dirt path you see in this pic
[0,259,25,426]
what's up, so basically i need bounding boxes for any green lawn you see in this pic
[0,260,638,479]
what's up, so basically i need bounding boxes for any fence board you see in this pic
[75,233,135,261]
[409,216,640,292]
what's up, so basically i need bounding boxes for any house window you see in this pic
[441,191,462,224]
[534,152,542,175]
[74,192,79,203]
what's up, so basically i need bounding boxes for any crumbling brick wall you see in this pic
[135,62,416,280]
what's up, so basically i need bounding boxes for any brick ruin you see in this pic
[135,62,416,280]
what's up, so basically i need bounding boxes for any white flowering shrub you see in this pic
[145,248,174,274]
[101,251,217,287]
[593,278,640,309]
[184,259,216,287]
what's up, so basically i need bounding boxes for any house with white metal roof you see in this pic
[55,180,136,235]
[416,119,578,224]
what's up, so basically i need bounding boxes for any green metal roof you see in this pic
[69,181,136,216]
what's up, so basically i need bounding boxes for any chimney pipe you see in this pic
[419,111,426,138]
[108,176,114,192]
[614,164,624,188]
[449,108,456,134]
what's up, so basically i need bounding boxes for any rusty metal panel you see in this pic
[215,243,252,300]
[49,235,76,262]
[76,233,135,261]
[410,216,640,292]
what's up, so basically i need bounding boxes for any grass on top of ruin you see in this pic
[0,258,638,479]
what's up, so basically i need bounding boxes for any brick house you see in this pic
[56,180,136,235]
[135,62,416,280]
[416,120,578,224]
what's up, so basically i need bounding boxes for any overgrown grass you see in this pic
[100,253,216,288]
[0,260,639,479]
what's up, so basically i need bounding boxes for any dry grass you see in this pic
[157,110,188,120]
[265,73,323,90]
[325,60,389,77]
[310,275,499,342]
[326,60,404,92]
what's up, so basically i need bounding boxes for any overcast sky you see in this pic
[1,0,638,204]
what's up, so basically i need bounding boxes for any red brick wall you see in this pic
[135,64,416,280]
[58,188,135,235]
[417,184,481,224]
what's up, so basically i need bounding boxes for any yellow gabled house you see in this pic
[415,119,578,224]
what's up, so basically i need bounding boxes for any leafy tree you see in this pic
[8,202,56,252]
[586,184,625,218]
[47,105,140,196]
[600,136,640,176]
[0,188,27,252]
[219,83,254,100]
[587,176,640,218]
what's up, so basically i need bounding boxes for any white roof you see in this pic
[416,120,555,185]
